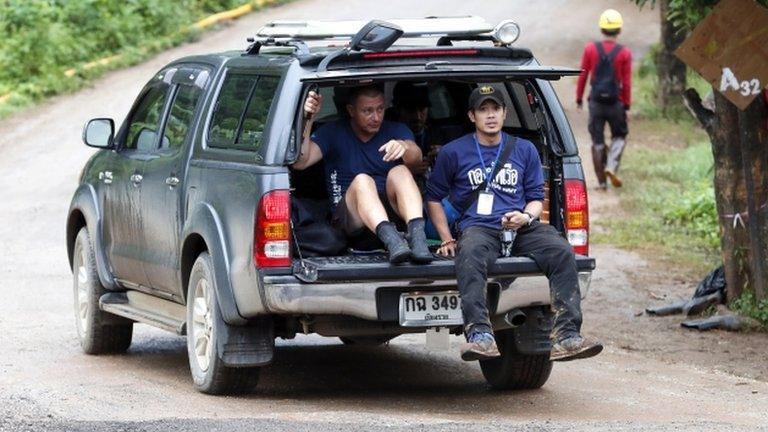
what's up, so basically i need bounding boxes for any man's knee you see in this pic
[387,164,414,181]
[349,173,376,191]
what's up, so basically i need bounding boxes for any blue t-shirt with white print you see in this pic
[312,119,414,208]
[426,132,544,232]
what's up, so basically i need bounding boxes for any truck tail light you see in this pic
[564,179,589,256]
[254,190,291,267]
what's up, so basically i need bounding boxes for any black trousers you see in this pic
[455,222,583,342]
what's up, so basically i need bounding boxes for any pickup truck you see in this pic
[66,17,595,394]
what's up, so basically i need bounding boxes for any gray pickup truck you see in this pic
[66,17,595,394]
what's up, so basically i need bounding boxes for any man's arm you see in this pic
[427,200,456,256]
[575,44,593,108]
[291,91,324,171]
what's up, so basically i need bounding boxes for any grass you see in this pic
[592,139,721,278]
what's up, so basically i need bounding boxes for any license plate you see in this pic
[398,290,463,327]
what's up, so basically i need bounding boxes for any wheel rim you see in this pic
[192,278,213,372]
[75,246,89,336]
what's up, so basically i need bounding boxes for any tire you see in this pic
[72,227,133,354]
[339,335,396,346]
[479,329,553,390]
[186,252,260,395]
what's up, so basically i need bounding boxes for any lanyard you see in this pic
[473,133,505,192]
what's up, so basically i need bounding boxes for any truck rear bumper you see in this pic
[260,272,593,321]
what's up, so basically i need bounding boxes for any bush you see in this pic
[662,181,719,250]
[0,0,265,114]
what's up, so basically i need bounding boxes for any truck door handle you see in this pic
[130,174,143,185]
[99,171,113,184]
[165,176,180,187]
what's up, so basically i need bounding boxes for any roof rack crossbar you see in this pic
[256,16,494,41]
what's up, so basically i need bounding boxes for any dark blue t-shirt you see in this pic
[312,119,414,207]
[426,132,544,232]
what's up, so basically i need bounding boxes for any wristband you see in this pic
[440,239,456,247]
[523,212,535,225]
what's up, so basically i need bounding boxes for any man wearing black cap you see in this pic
[426,84,603,362]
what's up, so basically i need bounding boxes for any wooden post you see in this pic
[737,96,768,300]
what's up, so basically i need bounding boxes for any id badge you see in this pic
[477,191,494,215]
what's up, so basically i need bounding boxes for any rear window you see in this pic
[208,73,279,151]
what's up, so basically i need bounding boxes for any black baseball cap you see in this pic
[468,84,506,111]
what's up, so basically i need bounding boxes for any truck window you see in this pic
[208,74,279,152]
[238,76,280,150]
[124,82,170,151]
[162,84,204,150]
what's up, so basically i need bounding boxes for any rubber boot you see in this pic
[376,221,411,264]
[591,144,608,187]
[406,218,433,264]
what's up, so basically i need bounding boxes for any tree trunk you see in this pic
[657,0,687,115]
[684,89,768,302]
[737,96,768,300]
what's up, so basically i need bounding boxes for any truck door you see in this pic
[139,67,209,299]
[103,77,172,286]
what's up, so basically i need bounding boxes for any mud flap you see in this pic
[217,315,274,367]
[511,306,553,355]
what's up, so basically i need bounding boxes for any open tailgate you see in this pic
[286,254,595,283]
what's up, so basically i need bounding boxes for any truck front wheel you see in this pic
[479,329,552,390]
[72,227,133,354]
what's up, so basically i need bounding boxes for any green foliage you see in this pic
[634,45,711,121]
[730,291,768,327]
[662,181,719,250]
[593,138,721,277]
[631,0,768,31]
[0,0,273,115]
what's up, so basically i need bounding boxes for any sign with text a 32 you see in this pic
[675,0,768,110]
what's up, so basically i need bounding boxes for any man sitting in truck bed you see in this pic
[292,85,433,264]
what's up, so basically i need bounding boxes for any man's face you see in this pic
[398,106,429,134]
[347,93,385,136]
[468,101,506,135]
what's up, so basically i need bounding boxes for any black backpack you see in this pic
[590,42,623,104]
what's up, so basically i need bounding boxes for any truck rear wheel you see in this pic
[72,227,133,354]
[479,329,552,390]
[186,252,260,395]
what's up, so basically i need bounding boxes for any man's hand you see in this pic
[437,239,457,257]
[304,91,322,119]
[576,100,583,110]
[501,211,529,230]
[379,139,407,162]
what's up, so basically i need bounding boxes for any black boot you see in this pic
[407,218,433,264]
[376,221,411,264]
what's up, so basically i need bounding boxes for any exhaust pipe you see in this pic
[504,308,527,328]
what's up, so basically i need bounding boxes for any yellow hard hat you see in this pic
[599,9,623,30]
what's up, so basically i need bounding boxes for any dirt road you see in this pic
[1,1,767,430]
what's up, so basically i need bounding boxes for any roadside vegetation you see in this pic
[593,50,720,277]
[594,49,767,327]
[0,0,283,118]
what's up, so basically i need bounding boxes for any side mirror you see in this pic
[83,118,115,149]
[349,20,403,52]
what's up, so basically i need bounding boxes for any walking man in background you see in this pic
[576,9,632,189]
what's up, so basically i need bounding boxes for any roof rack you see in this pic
[256,16,495,40]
